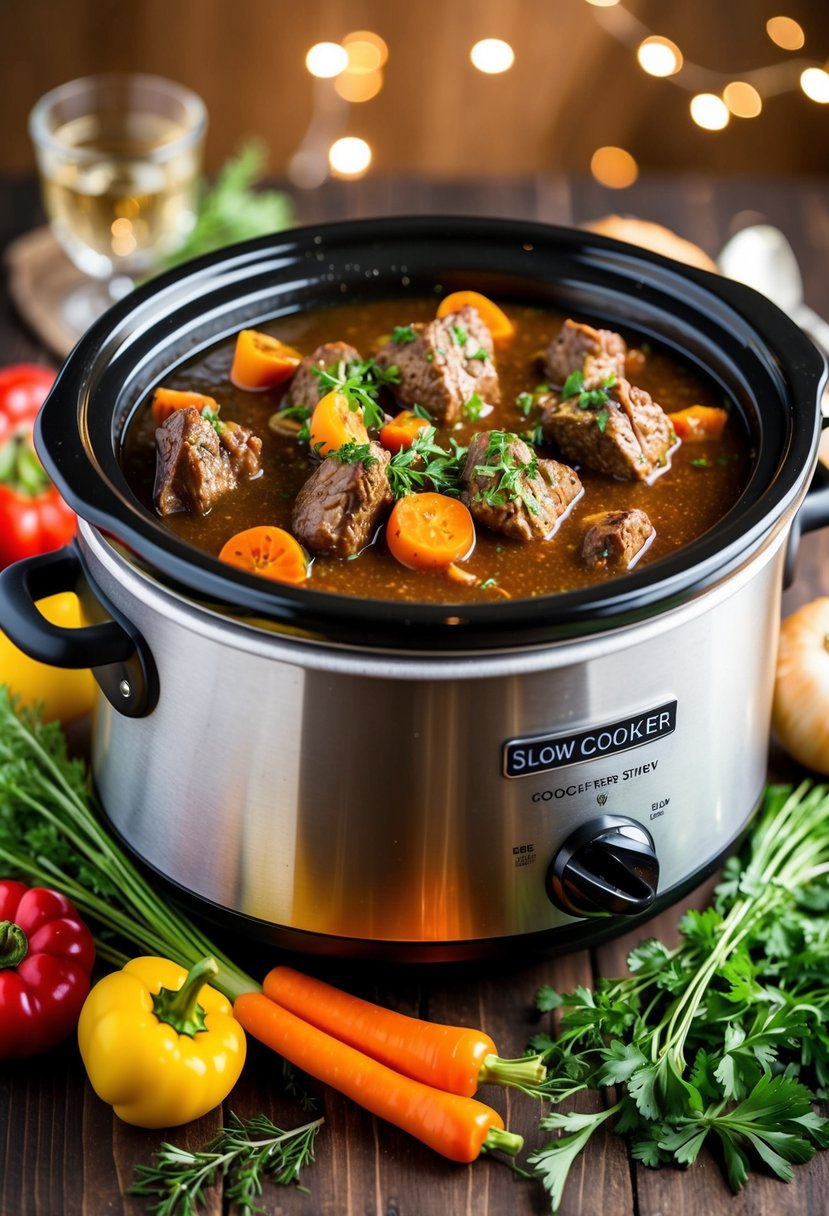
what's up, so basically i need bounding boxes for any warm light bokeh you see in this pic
[800,67,829,103]
[329,136,373,177]
[766,16,805,51]
[690,93,730,130]
[343,30,389,68]
[590,145,639,188]
[723,81,763,118]
[305,42,349,78]
[470,39,515,74]
[335,69,384,103]
[637,36,683,78]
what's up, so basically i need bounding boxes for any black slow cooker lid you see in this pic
[36,216,827,650]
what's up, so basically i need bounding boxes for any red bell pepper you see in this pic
[0,880,96,1058]
[0,363,76,569]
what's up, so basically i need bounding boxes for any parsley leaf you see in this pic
[311,358,400,431]
[462,392,485,421]
[386,426,466,499]
[472,430,540,515]
[524,781,829,1210]
[391,325,417,344]
[325,441,377,467]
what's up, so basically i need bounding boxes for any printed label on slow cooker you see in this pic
[503,700,677,778]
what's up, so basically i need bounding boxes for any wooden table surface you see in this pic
[2,172,829,1216]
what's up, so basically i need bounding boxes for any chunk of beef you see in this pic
[154,407,262,516]
[287,341,362,411]
[540,378,675,482]
[374,306,500,424]
[291,441,393,558]
[543,319,628,389]
[460,431,583,542]
[581,509,654,570]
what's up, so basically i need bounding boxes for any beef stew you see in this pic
[120,295,751,604]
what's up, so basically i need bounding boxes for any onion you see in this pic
[772,597,829,774]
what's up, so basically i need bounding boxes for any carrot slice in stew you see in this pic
[229,329,302,391]
[436,291,514,344]
[386,493,475,570]
[309,390,369,456]
[218,525,308,584]
[151,387,219,426]
[379,409,431,454]
[668,404,729,442]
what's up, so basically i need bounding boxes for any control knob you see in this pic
[547,815,659,917]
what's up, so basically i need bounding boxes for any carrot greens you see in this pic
[0,688,258,1001]
[525,781,829,1211]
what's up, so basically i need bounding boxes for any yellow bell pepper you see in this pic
[77,955,246,1128]
[0,591,95,723]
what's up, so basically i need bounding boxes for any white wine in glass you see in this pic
[29,73,207,334]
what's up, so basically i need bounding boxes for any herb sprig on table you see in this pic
[523,781,829,1212]
[131,1112,323,1216]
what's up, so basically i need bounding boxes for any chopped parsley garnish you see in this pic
[516,391,535,416]
[520,423,547,447]
[480,577,497,589]
[326,440,377,467]
[386,426,467,499]
[450,324,468,347]
[200,404,225,434]
[469,347,489,362]
[412,403,433,420]
[462,392,485,422]
[561,369,617,422]
[473,430,540,516]
[391,325,417,345]
[311,358,400,431]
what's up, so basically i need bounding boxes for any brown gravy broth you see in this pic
[121,297,751,603]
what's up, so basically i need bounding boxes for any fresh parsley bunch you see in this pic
[156,141,294,273]
[526,782,829,1211]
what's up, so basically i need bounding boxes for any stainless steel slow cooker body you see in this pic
[3,216,827,962]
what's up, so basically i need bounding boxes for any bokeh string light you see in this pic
[585,0,829,133]
[290,30,389,186]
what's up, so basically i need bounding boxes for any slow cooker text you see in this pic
[504,701,677,778]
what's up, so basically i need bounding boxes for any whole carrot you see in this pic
[233,991,523,1163]
[262,965,546,1096]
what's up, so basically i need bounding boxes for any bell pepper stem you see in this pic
[151,956,219,1037]
[0,920,28,969]
[0,434,52,496]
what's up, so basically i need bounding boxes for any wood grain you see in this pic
[1,171,829,1215]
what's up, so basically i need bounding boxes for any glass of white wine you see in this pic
[29,73,207,335]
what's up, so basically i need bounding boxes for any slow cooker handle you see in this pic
[784,457,829,587]
[0,545,158,718]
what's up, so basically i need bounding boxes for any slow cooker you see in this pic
[2,216,827,962]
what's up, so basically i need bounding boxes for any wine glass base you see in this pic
[58,277,133,335]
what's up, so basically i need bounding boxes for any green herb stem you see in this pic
[0,692,258,1001]
[528,781,829,1211]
